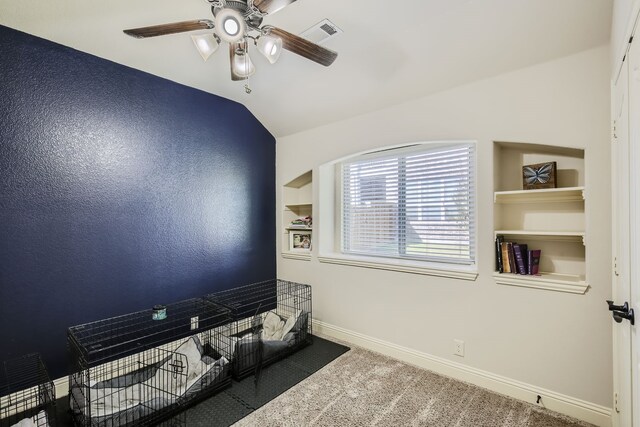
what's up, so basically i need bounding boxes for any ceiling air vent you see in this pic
[300,19,342,44]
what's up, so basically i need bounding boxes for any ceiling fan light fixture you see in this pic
[257,35,282,64]
[231,49,256,78]
[190,33,219,61]
[215,8,246,43]
[124,0,339,88]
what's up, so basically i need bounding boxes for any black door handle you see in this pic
[607,300,629,313]
[613,309,635,325]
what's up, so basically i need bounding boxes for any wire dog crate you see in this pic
[0,353,56,427]
[68,298,233,427]
[205,279,312,379]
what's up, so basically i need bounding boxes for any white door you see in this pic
[612,33,640,427]
[626,36,640,427]
[612,51,633,427]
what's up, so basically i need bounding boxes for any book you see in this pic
[495,235,504,273]
[528,249,541,275]
[513,244,527,275]
[501,242,511,273]
[520,244,528,274]
[507,242,516,274]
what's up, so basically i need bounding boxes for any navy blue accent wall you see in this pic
[0,25,276,378]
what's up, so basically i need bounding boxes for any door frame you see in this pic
[627,33,640,427]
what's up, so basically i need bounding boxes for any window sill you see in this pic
[317,253,478,281]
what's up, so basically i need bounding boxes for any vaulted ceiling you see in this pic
[0,0,612,136]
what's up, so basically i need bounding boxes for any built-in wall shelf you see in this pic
[494,187,585,204]
[285,203,312,210]
[492,272,588,294]
[495,230,585,245]
[493,141,586,294]
[282,171,313,260]
[284,171,312,189]
[282,252,312,261]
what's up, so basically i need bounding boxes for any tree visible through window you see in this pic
[341,143,475,265]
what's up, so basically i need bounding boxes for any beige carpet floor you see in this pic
[233,340,594,427]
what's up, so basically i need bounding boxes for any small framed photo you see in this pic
[522,161,557,190]
[289,230,312,252]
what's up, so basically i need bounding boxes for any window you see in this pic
[341,142,475,265]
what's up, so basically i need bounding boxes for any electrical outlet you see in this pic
[190,316,199,330]
[453,339,465,357]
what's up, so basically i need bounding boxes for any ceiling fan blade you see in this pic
[253,0,297,15]
[123,20,214,39]
[268,27,337,67]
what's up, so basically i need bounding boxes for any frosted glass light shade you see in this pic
[215,8,246,43]
[257,35,282,64]
[191,34,219,61]
[231,51,256,78]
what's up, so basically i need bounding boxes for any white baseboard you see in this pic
[314,319,612,427]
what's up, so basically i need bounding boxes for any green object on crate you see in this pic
[152,304,167,320]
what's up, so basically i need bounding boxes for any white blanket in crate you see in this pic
[10,410,48,427]
[87,336,226,417]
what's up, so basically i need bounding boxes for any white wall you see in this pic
[277,45,612,411]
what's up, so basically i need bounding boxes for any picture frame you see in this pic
[522,161,557,190]
[289,230,312,252]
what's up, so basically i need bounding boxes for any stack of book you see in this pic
[288,216,312,229]
[495,235,541,275]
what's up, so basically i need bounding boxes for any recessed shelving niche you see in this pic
[493,142,587,294]
[282,170,312,261]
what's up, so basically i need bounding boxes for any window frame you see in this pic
[318,141,478,280]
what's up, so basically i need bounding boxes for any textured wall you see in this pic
[0,25,276,378]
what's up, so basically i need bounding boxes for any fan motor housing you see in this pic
[211,1,263,29]
[225,0,249,12]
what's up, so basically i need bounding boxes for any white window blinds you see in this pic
[341,143,475,265]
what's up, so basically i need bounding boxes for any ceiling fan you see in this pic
[123,0,338,87]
